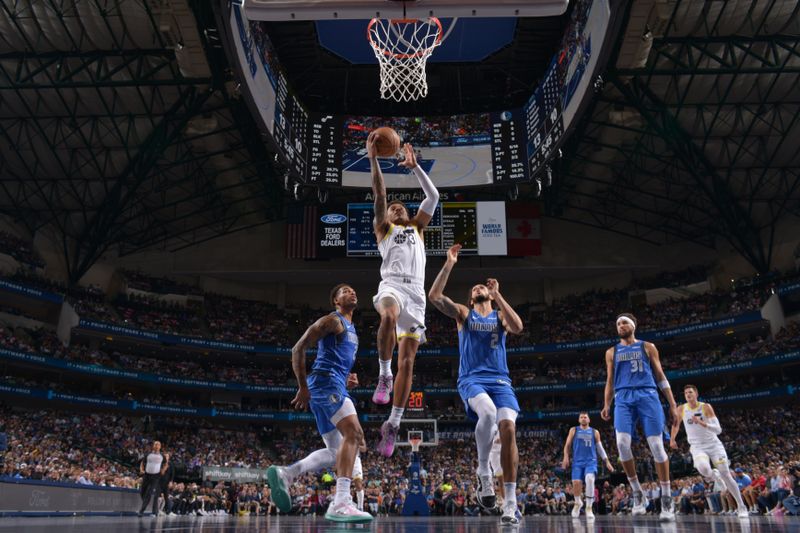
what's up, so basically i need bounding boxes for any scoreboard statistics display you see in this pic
[347,201,506,257]
[273,70,309,180]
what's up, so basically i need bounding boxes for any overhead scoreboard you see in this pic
[346,201,506,257]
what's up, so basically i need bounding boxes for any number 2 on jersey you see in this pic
[490,332,499,349]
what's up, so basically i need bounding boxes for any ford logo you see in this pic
[321,214,346,224]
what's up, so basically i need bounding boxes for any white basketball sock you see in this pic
[504,483,517,509]
[388,406,404,427]
[334,477,351,505]
[285,448,336,481]
[357,489,365,511]
[379,359,392,377]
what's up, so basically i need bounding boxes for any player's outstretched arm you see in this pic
[645,342,678,422]
[399,143,439,230]
[562,427,576,470]
[368,132,390,240]
[670,404,684,449]
[428,244,469,322]
[600,347,614,421]
[486,278,523,334]
[290,313,344,410]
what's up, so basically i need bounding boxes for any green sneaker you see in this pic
[266,466,292,513]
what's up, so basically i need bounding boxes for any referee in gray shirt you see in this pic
[139,441,166,516]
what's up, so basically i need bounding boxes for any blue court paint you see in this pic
[316,18,517,64]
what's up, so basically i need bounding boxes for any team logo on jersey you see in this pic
[393,232,407,245]
[329,393,340,404]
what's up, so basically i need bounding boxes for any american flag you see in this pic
[286,205,318,259]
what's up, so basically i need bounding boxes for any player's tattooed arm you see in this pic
[367,132,389,239]
[487,279,523,334]
[428,244,469,323]
[600,347,615,421]
[290,313,344,410]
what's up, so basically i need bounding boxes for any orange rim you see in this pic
[367,17,443,60]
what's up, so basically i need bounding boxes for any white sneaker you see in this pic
[660,496,675,521]
[325,498,374,523]
[632,491,648,515]
[501,504,520,525]
[476,472,496,509]
[571,498,583,518]
[737,507,750,519]
[586,507,595,520]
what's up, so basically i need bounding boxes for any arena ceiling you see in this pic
[0,0,798,282]
[546,0,800,273]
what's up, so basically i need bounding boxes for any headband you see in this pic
[616,316,636,330]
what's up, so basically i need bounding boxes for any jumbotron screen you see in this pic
[303,112,529,188]
[229,0,612,188]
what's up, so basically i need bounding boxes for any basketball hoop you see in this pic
[408,430,424,452]
[367,17,443,102]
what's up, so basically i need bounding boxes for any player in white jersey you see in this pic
[670,384,749,519]
[366,132,440,457]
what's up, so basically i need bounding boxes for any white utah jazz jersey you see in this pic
[682,402,722,447]
[378,224,426,284]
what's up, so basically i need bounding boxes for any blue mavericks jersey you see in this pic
[458,310,509,380]
[311,312,358,386]
[572,426,597,465]
[613,340,656,391]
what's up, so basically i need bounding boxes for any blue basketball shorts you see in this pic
[572,462,598,482]
[458,376,520,421]
[308,374,354,435]
[614,387,665,437]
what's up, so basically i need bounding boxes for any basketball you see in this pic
[372,126,401,157]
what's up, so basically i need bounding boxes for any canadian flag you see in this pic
[507,202,542,256]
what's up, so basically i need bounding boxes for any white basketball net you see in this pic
[368,17,443,102]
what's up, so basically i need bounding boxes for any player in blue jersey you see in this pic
[561,412,615,520]
[428,244,524,525]
[600,313,678,521]
[265,284,372,523]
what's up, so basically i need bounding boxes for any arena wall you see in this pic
[0,478,139,516]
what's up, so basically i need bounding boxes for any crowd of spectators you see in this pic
[629,265,709,291]
[0,317,797,406]
[0,231,44,268]
[1,402,798,517]
[113,293,206,337]
[204,294,293,346]
[123,270,202,296]
[4,264,792,349]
